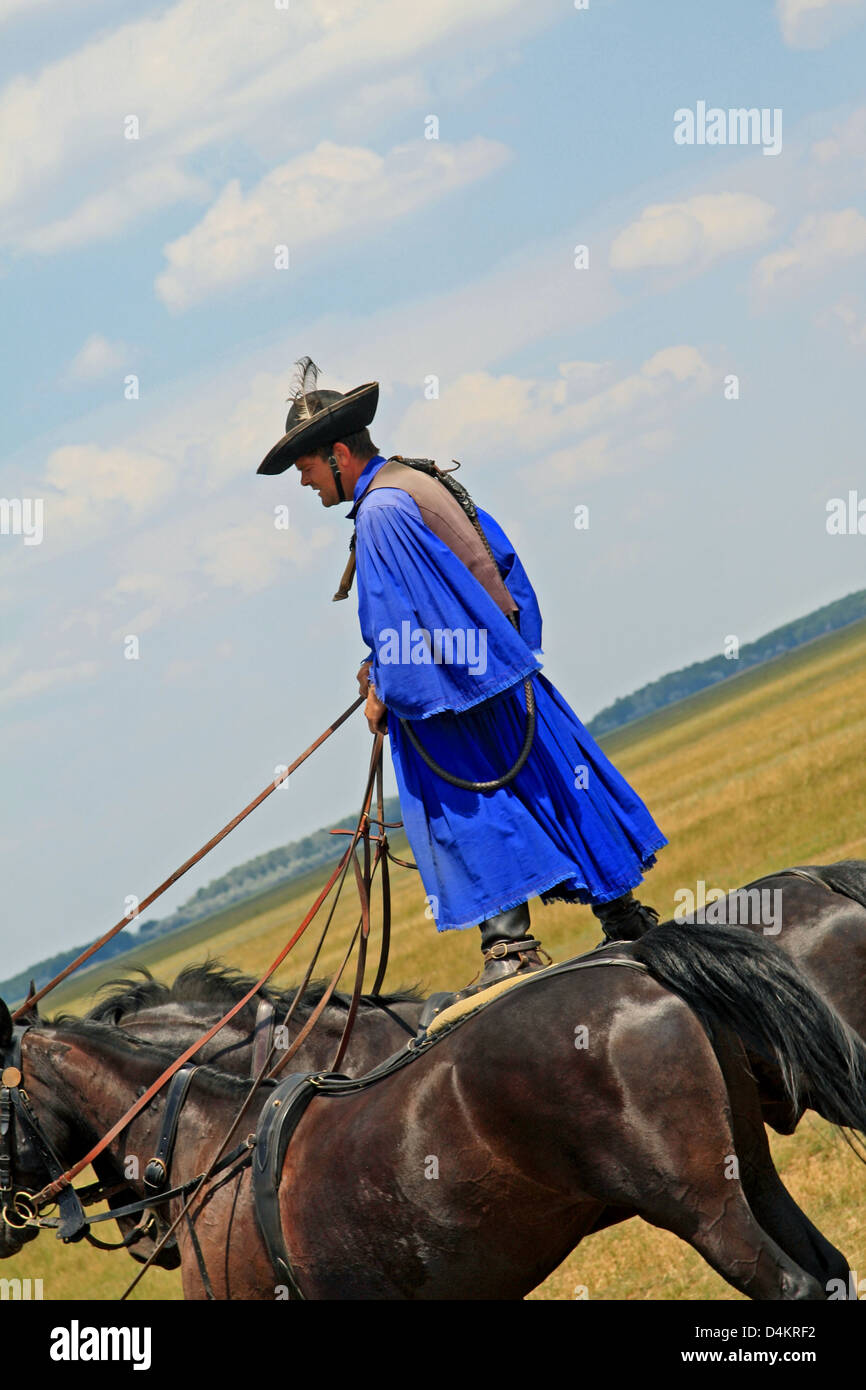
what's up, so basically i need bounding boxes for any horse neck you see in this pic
[123,998,420,1076]
[22,1023,244,1178]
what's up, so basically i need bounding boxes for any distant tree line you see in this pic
[587,588,866,738]
[1,795,403,1005]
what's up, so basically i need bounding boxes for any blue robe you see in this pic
[351,456,667,931]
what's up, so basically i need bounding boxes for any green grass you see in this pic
[21,616,866,1299]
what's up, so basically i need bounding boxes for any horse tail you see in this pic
[630,921,866,1134]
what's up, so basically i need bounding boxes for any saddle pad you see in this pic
[426,952,652,1037]
[426,966,553,1036]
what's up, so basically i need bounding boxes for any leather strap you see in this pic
[0,1026,88,1242]
[327,453,346,504]
[186,1208,217,1300]
[252,1074,320,1300]
[144,1063,198,1189]
[483,937,543,961]
[251,998,276,1080]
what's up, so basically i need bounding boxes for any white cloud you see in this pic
[609,193,776,271]
[331,72,431,141]
[0,660,100,705]
[42,444,176,532]
[811,105,866,166]
[195,518,330,593]
[821,297,866,346]
[553,361,620,402]
[754,208,866,290]
[22,164,210,255]
[0,644,24,680]
[65,334,129,384]
[0,0,101,24]
[99,502,333,634]
[155,137,510,310]
[391,347,715,485]
[776,0,866,48]
[0,0,555,251]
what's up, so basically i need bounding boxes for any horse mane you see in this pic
[81,959,424,1025]
[43,1012,256,1100]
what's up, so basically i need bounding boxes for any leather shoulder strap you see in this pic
[363,459,517,617]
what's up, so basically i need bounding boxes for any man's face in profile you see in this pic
[294,452,341,507]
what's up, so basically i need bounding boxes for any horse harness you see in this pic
[0,992,279,1253]
[0,1024,89,1242]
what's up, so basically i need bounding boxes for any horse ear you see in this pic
[0,999,12,1049]
[20,982,41,1024]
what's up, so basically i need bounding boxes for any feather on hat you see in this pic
[256,356,379,475]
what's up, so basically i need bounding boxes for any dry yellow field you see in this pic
[20,617,866,1300]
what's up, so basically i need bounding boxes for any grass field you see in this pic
[18,617,866,1300]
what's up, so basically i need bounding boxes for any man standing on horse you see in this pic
[258,360,666,991]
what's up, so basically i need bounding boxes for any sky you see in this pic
[1,0,865,977]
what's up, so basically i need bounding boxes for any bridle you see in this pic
[0,997,270,1256]
[0,1023,254,1259]
[0,716,396,1293]
[0,1024,88,1244]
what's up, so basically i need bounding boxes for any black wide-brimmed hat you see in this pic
[257,357,379,475]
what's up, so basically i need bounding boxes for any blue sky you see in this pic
[1,0,865,976]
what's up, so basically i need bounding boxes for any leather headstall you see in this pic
[0,1025,88,1242]
[143,1061,199,1189]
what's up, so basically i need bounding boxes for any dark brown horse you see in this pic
[66,859,866,1271]
[3,920,866,1299]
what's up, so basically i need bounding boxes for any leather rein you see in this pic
[0,1016,263,1253]
[0,732,413,1303]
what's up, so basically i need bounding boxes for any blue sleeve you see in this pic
[354,489,541,720]
[475,507,543,655]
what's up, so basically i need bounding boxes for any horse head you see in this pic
[0,997,43,1257]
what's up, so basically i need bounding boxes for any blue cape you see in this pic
[350,457,667,931]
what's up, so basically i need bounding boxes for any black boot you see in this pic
[459,903,550,998]
[591,891,659,943]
